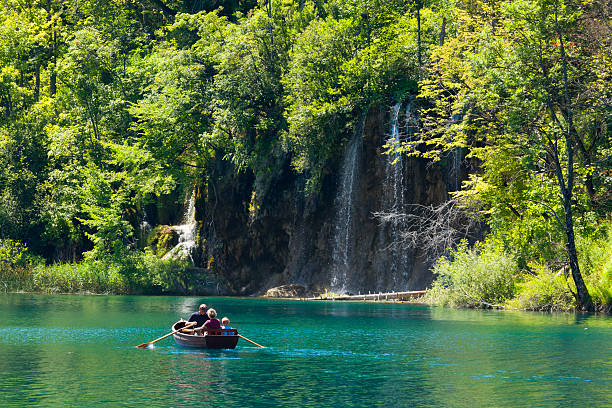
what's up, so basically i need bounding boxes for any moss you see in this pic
[147,225,179,257]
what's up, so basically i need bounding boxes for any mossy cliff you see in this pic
[192,105,467,295]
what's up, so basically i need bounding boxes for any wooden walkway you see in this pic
[305,290,426,301]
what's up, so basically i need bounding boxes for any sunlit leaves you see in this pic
[407,0,611,274]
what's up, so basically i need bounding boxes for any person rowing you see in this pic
[182,304,209,334]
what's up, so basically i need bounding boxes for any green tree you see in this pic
[409,0,611,310]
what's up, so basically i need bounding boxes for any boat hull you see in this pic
[172,321,239,349]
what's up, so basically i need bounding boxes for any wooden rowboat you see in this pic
[171,321,239,349]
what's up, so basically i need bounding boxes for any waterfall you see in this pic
[405,96,419,140]
[448,109,464,191]
[162,190,197,263]
[448,147,464,191]
[138,209,152,248]
[386,103,404,213]
[330,121,363,294]
[382,102,411,290]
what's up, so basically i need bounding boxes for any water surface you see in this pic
[0,294,610,407]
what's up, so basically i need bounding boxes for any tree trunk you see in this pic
[555,8,593,311]
[417,0,422,77]
[34,64,40,101]
[49,29,56,96]
[567,120,597,206]
[564,199,592,311]
[50,71,56,96]
[51,28,57,96]
[439,16,446,46]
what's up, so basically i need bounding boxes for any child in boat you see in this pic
[203,308,221,334]
[221,317,232,334]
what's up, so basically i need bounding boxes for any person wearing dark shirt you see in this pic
[203,308,221,333]
[185,304,208,334]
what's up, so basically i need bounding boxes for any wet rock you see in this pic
[264,284,306,298]
[148,225,179,257]
[194,104,475,295]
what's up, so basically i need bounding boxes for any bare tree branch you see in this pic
[373,199,481,261]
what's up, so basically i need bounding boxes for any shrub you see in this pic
[0,239,29,265]
[576,220,612,311]
[425,240,519,308]
[0,239,43,292]
[3,245,225,295]
[141,250,227,295]
[505,263,575,312]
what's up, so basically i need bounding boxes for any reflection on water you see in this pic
[0,294,610,407]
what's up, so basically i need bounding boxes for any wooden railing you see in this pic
[304,290,426,301]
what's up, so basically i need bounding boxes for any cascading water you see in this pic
[162,190,197,263]
[448,110,464,191]
[447,147,464,191]
[385,103,405,213]
[381,102,411,290]
[138,209,152,248]
[330,121,363,294]
[405,97,419,140]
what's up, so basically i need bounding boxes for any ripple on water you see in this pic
[1,296,610,408]
[0,327,152,345]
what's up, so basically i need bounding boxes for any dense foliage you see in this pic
[403,0,611,311]
[0,0,609,309]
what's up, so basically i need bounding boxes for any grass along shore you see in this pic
[2,228,610,312]
[0,248,225,295]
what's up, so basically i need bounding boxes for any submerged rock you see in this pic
[264,284,306,298]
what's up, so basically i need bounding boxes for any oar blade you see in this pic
[136,342,151,348]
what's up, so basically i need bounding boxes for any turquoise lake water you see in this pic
[0,294,610,407]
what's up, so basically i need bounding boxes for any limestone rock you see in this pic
[264,284,306,298]
[148,225,179,257]
[194,104,472,295]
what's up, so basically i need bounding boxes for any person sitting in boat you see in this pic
[202,308,221,334]
[184,304,208,334]
[221,317,231,334]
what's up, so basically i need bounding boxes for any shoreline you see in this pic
[4,290,610,313]
[301,290,427,302]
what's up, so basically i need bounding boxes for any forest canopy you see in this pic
[0,0,610,309]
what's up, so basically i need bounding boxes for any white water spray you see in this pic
[162,190,197,263]
[330,123,363,293]
[382,102,411,289]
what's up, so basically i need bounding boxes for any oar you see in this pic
[136,322,196,348]
[238,334,267,348]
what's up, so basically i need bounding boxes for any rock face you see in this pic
[193,104,468,295]
[264,284,306,298]
[148,225,179,257]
